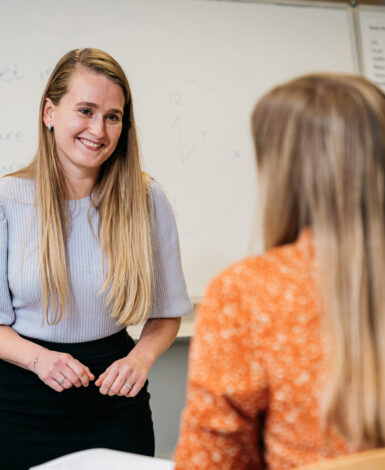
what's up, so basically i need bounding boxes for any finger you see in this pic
[52,353,89,387]
[99,368,119,395]
[95,363,114,386]
[60,365,82,388]
[72,364,94,384]
[121,371,145,397]
[118,380,133,396]
[86,366,95,381]
[59,376,73,390]
[125,377,145,397]
[120,381,134,396]
[95,370,108,387]
[117,370,135,397]
[80,363,95,381]
[108,373,129,397]
[47,378,65,393]
[67,359,93,387]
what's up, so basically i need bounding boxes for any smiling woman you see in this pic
[43,71,125,192]
[0,48,191,469]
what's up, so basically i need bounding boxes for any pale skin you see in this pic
[0,69,181,396]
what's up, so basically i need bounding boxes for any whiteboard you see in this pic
[0,0,357,299]
[358,6,385,92]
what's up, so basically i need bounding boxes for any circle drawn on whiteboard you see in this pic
[136,76,253,236]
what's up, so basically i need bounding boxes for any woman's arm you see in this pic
[95,180,189,397]
[0,325,94,392]
[0,325,43,370]
[95,317,181,397]
[0,207,94,393]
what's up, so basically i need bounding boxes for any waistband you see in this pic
[19,329,134,362]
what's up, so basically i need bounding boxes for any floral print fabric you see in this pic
[174,231,358,469]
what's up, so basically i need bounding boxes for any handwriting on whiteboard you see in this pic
[359,13,385,92]
[136,76,253,236]
[0,131,23,143]
[0,64,52,83]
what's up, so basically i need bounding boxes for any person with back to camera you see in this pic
[0,48,191,469]
[174,73,385,469]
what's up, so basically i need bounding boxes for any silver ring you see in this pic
[123,383,132,390]
[57,377,65,385]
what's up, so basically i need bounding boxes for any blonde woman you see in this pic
[174,74,385,469]
[0,48,191,469]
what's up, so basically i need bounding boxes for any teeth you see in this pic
[80,138,102,148]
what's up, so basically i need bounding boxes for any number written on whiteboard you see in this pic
[0,64,24,82]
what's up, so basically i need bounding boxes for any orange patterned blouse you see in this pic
[174,231,361,469]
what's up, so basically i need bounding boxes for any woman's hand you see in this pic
[95,347,153,398]
[95,318,181,398]
[34,348,95,392]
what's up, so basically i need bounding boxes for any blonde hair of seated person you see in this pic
[251,73,385,448]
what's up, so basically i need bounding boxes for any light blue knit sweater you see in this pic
[0,176,191,342]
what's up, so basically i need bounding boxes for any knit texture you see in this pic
[0,176,191,342]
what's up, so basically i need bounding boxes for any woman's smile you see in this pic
[44,69,124,179]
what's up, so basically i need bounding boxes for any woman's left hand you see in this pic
[95,348,153,398]
[95,318,181,398]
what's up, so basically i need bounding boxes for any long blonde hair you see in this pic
[12,48,153,326]
[251,73,385,447]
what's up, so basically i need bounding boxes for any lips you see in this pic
[78,137,104,150]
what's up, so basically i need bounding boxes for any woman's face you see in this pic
[43,69,125,179]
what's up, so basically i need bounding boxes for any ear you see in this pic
[43,97,55,128]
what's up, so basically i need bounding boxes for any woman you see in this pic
[174,74,385,469]
[0,48,191,469]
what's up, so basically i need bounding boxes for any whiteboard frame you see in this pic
[205,0,352,10]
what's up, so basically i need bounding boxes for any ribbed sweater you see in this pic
[0,176,191,342]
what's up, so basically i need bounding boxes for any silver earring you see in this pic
[48,123,52,131]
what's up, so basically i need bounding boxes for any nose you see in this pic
[89,115,105,139]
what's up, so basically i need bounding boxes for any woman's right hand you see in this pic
[34,348,95,392]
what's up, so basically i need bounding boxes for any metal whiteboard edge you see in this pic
[198,0,352,11]
[357,4,385,12]
[354,5,366,75]
[350,6,363,74]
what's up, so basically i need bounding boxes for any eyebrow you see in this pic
[75,101,123,115]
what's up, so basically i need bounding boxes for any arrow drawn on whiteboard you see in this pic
[183,131,207,163]
[170,93,182,106]
[171,116,208,164]
[171,114,183,163]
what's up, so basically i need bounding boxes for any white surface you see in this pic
[127,308,195,340]
[29,448,174,470]
[358,7,385,92]
[0,0,357,298]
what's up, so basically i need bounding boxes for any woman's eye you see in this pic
[79,108,92,116]
[107,114,120,122]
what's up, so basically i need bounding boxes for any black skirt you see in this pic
[0,329,154,470]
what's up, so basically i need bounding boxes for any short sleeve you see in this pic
[148,179,192,318]
[0,205,16,326]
